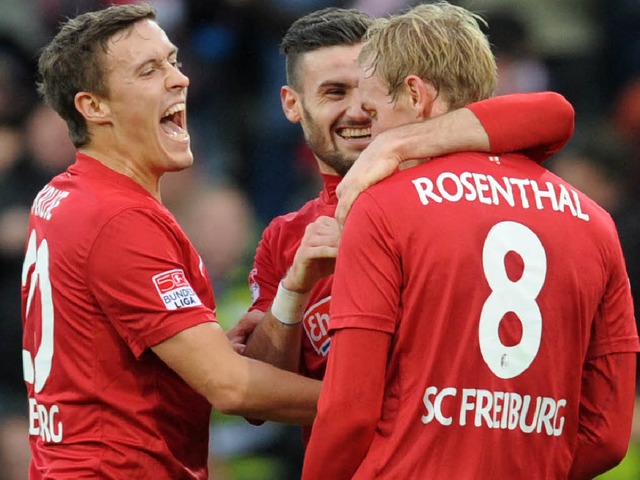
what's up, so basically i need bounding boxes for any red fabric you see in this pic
[249,173,340,443]
[569,352,638,479]
[23,153,215,479]
[305,151,639,478]
[468,91,574,163]
[302,328,390,480]
[249,93,577,446]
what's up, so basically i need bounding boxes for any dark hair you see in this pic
[37,3,156,148]
[280,8,372,89]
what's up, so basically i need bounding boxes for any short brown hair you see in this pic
[280,8,372,90]
[37,3,156,148]
[360,1,497,109]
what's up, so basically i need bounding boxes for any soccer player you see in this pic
[21,4,321,478]
[301,3,640,479]
[241,7,574,445]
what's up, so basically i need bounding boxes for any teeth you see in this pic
[340,127,371,139]
[160,102,189,141]
[162,103,186,119]
[168,131,189,140]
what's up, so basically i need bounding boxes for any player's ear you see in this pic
[405,75,436,120]
[281,85,302,123]
[75,91,111,125]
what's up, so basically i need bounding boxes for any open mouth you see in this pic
[160,103,189,141]
[336,126,371,140]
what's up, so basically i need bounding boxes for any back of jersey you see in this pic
[332,151,637,479]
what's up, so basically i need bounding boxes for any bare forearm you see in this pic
[382,107,489,162]
[217,354,319,425]
[152,322,319,425]
[335,108,489,224]
[244,312,302,372]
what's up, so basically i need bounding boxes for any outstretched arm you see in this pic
[152,321,321,425]
[336,91,575,224]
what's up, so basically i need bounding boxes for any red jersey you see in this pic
[306,152,640,479]
[250,173,340,381]
[248,92,574,444]
[22,154,216,479]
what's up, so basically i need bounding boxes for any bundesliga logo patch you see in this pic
[303,296,331,356]
[153,269,202,310]
[248,267,260,303]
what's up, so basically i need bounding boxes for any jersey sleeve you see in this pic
[586,222,640,359]
[467,92,575,164]
[302,193,401,477]
[87,208,216,358]
[248,222,291,312]
[569,352,637,479]
[329,192,401,334]
[302,328,390,480]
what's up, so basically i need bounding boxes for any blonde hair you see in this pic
[360,1,497,109]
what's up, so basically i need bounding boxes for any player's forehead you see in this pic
[298,44,363,92]
[359,68,387,102]
[105,19,176,72]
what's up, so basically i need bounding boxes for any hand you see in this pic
[335,129,403,227]
[283,216,340,293]
[226,310,265,354]
[336,121,434,226]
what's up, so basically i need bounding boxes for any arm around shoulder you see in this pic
[466,92,575,159]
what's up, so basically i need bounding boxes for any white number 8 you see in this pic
[479,221,546,379]
[22,229,55,393]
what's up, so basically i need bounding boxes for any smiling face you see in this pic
[281,43,371,176]
[94,19,191,183]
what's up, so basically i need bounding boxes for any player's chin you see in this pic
[163,149,194,172]
[174,152,194,171]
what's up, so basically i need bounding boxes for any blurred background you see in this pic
[0,0,638,479]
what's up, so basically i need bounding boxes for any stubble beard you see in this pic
[317,150,355,177]
[302,109,357,177]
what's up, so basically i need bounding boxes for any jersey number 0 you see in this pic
[22,229,55,393]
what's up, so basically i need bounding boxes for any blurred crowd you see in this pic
[0,0,639,479]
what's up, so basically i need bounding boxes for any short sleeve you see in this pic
[586,226,640,359]
[249,223,289,312]
[87,208,216,357]
[330,193,401,334]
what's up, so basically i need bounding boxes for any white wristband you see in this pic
[270,282,310,326]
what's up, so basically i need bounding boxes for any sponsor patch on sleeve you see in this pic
[249,267,260,303]
[152,269,203,310]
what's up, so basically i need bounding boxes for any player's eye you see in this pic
[326,89,346,98]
